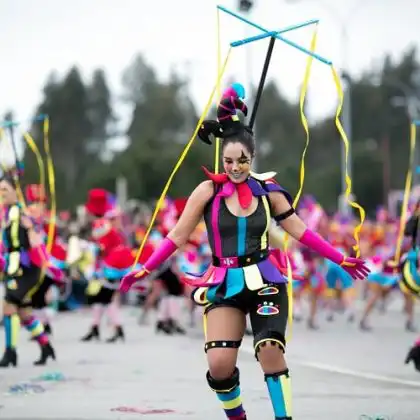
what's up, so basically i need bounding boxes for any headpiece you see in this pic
[85,188,114,218]
[197,84,249,146]
[25,184,47,203]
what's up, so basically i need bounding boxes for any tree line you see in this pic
[3,46,420,215]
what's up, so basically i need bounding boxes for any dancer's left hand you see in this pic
[340,257,370,280]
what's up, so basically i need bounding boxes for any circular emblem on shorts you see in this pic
[257,286,279,296]
[256,302,279,315]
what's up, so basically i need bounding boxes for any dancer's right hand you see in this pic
[119,267,150,293]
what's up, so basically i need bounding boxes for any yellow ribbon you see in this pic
[394,123,416,264]
[330,66,366,257]
[214,8,222,174]
[132,48,232,268]
[283,26,318,338]
[43,117,57,254]
[292,25,318,210]
[22,132,46,199]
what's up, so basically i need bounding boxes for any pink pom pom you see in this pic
[222,86,238,100]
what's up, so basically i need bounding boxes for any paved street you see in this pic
[0,300,419,420]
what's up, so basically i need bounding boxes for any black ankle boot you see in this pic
[405,344,420,372]
[156,320,173,335]
[34,343,56,366]
[81,325,100,342]
[106,326,125,343]
[359,319,372,331]
[167,319,186,335]
[405,320,417,332]
[0,348,17,368]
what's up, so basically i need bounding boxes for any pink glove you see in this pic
[119,237,178,293]
[299,229,370,280]
[0,254,5,272]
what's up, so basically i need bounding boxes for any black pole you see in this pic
[249,36,276,129]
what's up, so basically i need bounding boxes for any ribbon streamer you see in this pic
[132,49,233,268]
[43,117,57,254]
[282,26,318,337]
[394,123,417,264]
[331,66,366,257]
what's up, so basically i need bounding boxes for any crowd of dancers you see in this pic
[1,88,420,419]
[0,183,419,364]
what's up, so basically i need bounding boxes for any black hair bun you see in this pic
[197,120,223,145]
[197,96,249,145]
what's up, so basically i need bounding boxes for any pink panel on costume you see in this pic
[211,195,222,256]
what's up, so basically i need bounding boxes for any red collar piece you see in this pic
[202,166,253,210]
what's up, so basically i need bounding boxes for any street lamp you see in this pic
[239,0,253,12]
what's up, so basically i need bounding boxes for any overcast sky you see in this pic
[0,0,419,160]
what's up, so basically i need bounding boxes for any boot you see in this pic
[405,344,420,372]
[80,325,99,341]
[307,319,319,330]
[156,320,173,335]
[33,343,56,366]
[0,348,17,368]
[106,326,125,343]
[167,319,186,335]
[405,320,417,332]
[359,319,372,331]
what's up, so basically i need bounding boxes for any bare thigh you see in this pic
[205,306,246,379]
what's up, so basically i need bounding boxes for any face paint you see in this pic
[223,143,252,183]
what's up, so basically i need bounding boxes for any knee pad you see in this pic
[206,366,240,393]
[204,339,242,353]
[254,330,285,360]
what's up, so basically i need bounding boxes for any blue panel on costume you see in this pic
[217,386,241,401]
[266,376,287,417]
[326,262,353,290]
[50,256,66,269]
[237,217,247,256]
[4,315,11,348]
[102,266,130,280]
[224,268,245,299]
[367,273,399,287]
[206,284,218,302]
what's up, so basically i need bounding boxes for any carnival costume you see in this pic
[81,217,135,342]
[148,200,186,335]
[119,92,369,420]
[25,184,66,335]
[0,180,62,367]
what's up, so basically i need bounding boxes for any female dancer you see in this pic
[81,217,134,342]
[0,174,60,367]
[120,94,368,420]
[25,184,66,336]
